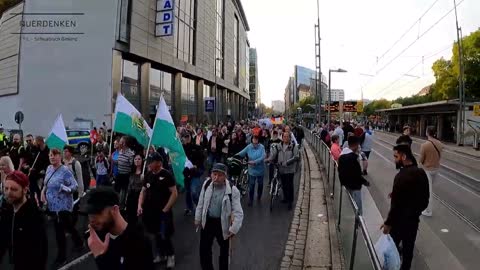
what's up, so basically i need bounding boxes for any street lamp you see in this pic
[328,68,347,128]
[214,57,223,124]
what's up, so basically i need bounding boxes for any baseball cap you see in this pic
[5,171,29,188]
[212,163,228,175]
[148,152,164,163]
[85,187,119,214]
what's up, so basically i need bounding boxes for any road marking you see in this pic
[371,144,480,233]
[373,139,480,199]
[374,137,480,183]
[375,131,480,162]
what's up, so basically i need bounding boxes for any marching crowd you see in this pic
[0,120,303,270]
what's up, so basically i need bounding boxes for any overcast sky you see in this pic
[241,0,479,106]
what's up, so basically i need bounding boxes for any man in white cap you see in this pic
[195,163,244,270]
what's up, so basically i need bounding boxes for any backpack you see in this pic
[203,179,232,205]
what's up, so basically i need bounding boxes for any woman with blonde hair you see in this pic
[0,156,15,189]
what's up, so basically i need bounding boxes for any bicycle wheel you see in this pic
[269,178,278,212]
[239,170,249,197]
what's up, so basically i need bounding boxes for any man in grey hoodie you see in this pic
[269,132,300,210]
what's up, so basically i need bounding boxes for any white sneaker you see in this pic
[422,210,432,217]
[167,255,175,268]
[153,255,161,264]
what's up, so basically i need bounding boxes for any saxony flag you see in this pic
[113,94,152,148]
[151,96,187,188]
[45,114,68,150]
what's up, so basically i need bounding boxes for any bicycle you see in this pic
[227,157,249,197]
[269,164,281,212]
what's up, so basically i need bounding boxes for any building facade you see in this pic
[0,0,251,135]
[248,47,259,118]
[328,89,345,102]
[271,100,285,114]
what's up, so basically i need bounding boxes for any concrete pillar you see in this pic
[234,93,239,121]
[196,80,204,124]
[437,115,444,140]
[111,50,123,127]
[212,85,217,124]
[420,115,426,137]
[139,62,151,121]
[173,73,183,125]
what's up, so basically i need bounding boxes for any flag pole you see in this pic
[142,94,163,175]
[109,113,115,157]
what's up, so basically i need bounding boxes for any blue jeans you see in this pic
[248,174,264,203]
[96,174,109,186]
[348,189,363,215]
[185,176,202,211]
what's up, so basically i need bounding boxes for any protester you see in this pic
[19,134,35,175]
[63,146,85,196]
[284,125,298,145]
[182,132,205,216]
[110,138,120,181]
[41,148,83,266]
[361,126,373,160]
[396,126,413,147]
[195,163,244,270]
[0,171,48,270]
[126,154,144,225]
[116,136,135,208]
[267,130,282,185]
[419,126,444,217]
[137,152,178,267]
[95,151,110,186]
[86,187,154,270]
[333,122,344,145]
[29,136,50,205]
[0,125,9,155]
[236,135,266,207]
[381,144,429,270]
[338,136,370,214]
[195,128,209,149]
[330,135,342,161]
[269,132,300,210]
[96,135,109,155]
[0,156,14,189]
[8,134,25,170]
[207,129,224,168]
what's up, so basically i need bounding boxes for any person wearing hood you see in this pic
[0,171,48,270]
[338,136,370,214]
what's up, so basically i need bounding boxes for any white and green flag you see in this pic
[45,114,68,150]
[113,94,152,148]
[151,96,187,188]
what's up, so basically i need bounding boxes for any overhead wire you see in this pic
[374,44,453,97]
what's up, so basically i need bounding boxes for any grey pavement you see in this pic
[2,168,301,270]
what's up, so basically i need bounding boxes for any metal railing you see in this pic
[304,129,382,270]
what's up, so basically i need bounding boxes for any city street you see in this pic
[364,132,480,270]
[0,170,300,270]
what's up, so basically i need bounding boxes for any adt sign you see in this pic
[155,0,174,37]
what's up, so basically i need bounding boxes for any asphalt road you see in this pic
[1,168,300,270]
[366,132,480,270]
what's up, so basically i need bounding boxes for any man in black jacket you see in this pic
[86,187,154,270]
[0,171,48,270]
[338,136,370,214]
[182,132,206,216]
[381,144,429,270]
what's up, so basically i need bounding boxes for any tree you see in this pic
[363,99,392,116]
[432,29,480,100]
[298,96,316,113]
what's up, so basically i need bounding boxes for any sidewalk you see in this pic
[376,130,480,158]
[281,143,344,270]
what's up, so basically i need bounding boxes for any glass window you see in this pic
[245,43,249,93]
[181,77,197,123]
[121,60,140,109]
[215,0,224,78]
[174,0,196,64]
[233,16,239,86]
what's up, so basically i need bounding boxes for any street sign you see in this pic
[155,0,174,37]
[14,111,24,125]
[205,97,215,112]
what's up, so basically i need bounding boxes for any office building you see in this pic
[248,47,260,117]
[0,0,251,135]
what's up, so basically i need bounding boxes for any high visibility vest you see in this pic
[0,133,7,148]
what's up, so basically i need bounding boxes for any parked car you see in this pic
[67,129,91,153]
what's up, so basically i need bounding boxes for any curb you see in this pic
[281,142,345,270]
[281,147,310,270]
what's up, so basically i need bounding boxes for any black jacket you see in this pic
[0,200,48,270]
[338,151,368,190]
[95,224,154,270]
[207,135,224,154]
[385,165,429,226]
[183,142,205,178]
[228,140,247,157]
